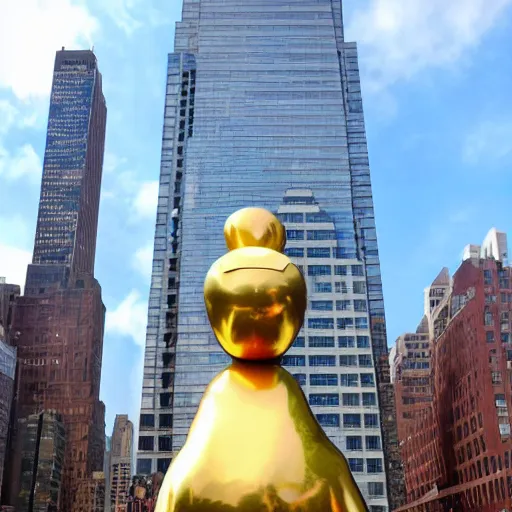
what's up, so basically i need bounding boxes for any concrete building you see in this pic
[136,1,404,509]
[109,415,133,511]
[0,279,20,342]
[396,229,512,511]
[4,48,108,511]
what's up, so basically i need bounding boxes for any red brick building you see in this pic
[394,229,512,511]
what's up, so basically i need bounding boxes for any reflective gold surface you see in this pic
[156,208,368,512]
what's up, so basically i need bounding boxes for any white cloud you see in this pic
[0,144,42,184]
[133,181,158,219]
[105,290,148,347]
[462,120,512,165]
[103,152,128,174]
[132,243,154,279]
[0,0,98,100]
[0,215,33,291]
[346,0,512,92]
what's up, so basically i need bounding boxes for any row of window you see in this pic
[317,413,379,429]
[310,299,367,312]
[346,435,382,450]
[283,354,373,367]
[309,392,377,407]
[307,317,369,330]
[139,413,173,428]
[293,373,375,387]
[136,458,170,475]
[292,335,370,348]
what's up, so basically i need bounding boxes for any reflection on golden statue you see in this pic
[156,208,368,512]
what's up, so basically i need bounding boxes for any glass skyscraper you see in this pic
[138,1,395,509]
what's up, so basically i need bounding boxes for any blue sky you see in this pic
[1,0,512,434]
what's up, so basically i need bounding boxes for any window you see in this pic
[355,317,368,330]
[353,281,367,294]
[339,336,355,348]
[485,270,493,285]
[306,212,331,223]
[309,336,335,347]
[285,248,304,258]
[368,482,385,497]
[354,300,367,312]
[370,507,386,512]
[484,307,493,326]
[363,393,377,406]
[282,355,306,367]
[307,230,336,241]
[502,333,510,343]
[160,393,171,407]
[361,374,375,387]
[316,414,340,427]
[293,336,305,348]
[137,459,152,475]
[308,318,334,329]
[335,281,348,293]
[158,435,172,452]
[348,458,364,473]
[309,393,339,406]
[337,318,354,330]
[366,436,381,450]
[343,414,361,429]
[140,414,155,428]
[292,374,306,385]
[340,355,357,366]
[336,300,351,311]
[486,331,495,343]
[286,230,304,240]
[335,265,348,276]
[495,394,506,407]
[315,282,332,293]
[357,336,370,348]
[279,213,303,223]
[308,265,331,276]
[340,374,359,387]
[343,393,360,406]
[157,458,171,474]
[309,355,336,367]
[311,301,333,311]
[310,374,337,386]
[351,265,364,276]
[346,436,362,450]
[138,436,154,451]
[307,248,331,258]
[359,354,373,367]
[159,414,172,428]
[367,458,383,473]
[365,414,379,428]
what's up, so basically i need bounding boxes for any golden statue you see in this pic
[155,208,368,512]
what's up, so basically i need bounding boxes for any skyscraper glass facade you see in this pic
[138,1,389,508]
[27,50,106,292]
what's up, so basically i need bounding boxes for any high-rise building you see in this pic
[109,414,133,510]
[137,1,403,509]
[0,278,20,340]
[5,48,107,511]
[395,229,512,511]
[16,411,66,511]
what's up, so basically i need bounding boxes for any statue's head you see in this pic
[204,207,307,361]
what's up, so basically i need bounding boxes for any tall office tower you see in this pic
[25,48,106,295]
[5,49,107,511]
[108,415,133,510]
[137,2,403,509]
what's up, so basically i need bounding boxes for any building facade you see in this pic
[0,279,20,341]
[5,49,108,511]
[137,1,403,509]
[396,229,512,511]
[109,415,133,511]
[16,411,66,511]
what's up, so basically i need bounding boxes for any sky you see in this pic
[1,0,512,435]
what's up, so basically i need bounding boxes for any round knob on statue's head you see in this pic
[204,208,307,361]
[224,207,286,252]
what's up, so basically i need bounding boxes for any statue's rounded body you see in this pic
[156,208,369,512]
